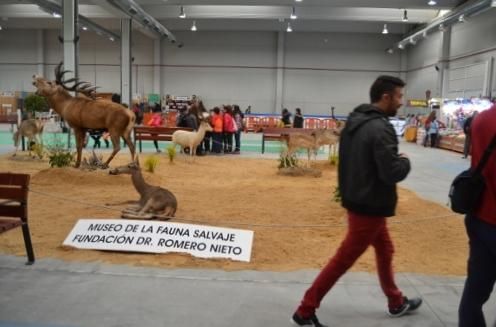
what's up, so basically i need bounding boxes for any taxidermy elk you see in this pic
[32,63,135,168]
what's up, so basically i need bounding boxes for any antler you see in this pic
[54,61,98,99]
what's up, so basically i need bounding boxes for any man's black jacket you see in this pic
[338,104,411,217]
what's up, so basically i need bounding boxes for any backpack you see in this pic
[449,135,496,214]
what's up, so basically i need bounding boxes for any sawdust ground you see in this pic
[0,152,467,275]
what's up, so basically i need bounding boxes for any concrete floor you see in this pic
[1,137,495,327]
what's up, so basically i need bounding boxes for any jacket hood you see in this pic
[346,104,386,134]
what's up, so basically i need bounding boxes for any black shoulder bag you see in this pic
[449,135,496,214]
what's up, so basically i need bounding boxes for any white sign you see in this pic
[63,219,254,262]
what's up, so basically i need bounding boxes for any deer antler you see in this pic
[54,61,98,99]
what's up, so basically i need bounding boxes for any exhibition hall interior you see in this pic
[0,0,495,326]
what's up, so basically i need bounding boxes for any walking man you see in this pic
[291,76,422,326]
[458,103,496,327]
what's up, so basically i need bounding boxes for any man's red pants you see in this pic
[296,211,404,317]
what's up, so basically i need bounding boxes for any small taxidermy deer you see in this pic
[109,158,177,220]
[13,119,44,157]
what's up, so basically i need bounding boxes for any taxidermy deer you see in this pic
[172,119,213,161]
[32,62,135,168]
[109,159,177,220]
[13,119,44,157]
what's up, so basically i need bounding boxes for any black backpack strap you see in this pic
[474,135,496,175]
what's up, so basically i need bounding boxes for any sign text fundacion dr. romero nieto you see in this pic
[63,219,254,262]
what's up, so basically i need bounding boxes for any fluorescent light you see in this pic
[458,14,465,23]
[295,0,303,2]
[82,25,88,31]
[492,0,496,7]
[428,0,437,5]
[402,9,408,22]
[439,23,445,31]
[179,6,186,19]
[398,43,405,49]
[109,37,115,41]
[191,20,197,31]
[290,7,297,19]
[0,25,2,31]
[52,12,61,18]
[286,22,292,32]
[382,23,388,34]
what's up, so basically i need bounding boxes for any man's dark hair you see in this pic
[370,75,406,103]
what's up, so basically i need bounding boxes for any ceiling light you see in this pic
[286,22,293,32]
[52,12,61,18]
[409,37,417,45]
[191,20,197,31]
[382,24,389,34]
[402,9,408,22]
[0,25,2,31]
[398,43,405,49]
[295,0,303,2]
[423,30,428,38]
[439,23,445,31]
[458,14,465,23]
[492,0,496,7]
[428,0,437,5]
[290,7,297,19]
[179,6,186,19]
[82,25,87,31]
[386,48,394,54]
[109,37,115,41]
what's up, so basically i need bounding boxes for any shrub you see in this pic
[144,155,159,173]
[31,143,45,159]
[47,141,74,168]
[278,151,298,169]
[333,186,341,203]
[166,145,176,163]
[329,145,339,166]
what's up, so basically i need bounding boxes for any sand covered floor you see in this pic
[0,152,467,275]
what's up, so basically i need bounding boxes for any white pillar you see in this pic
[36,29,44,77]
[62,0,78,81]
[400,50,408,116]
[437,27,451,98]
[153,38,161,96]
[274,31,285,114]
[121,18,132,107]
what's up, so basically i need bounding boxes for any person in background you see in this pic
[245,105,252,114]
[233,105,244,154]
[458,103,496,327]
[291,75,421,327]
[426,111,444,148]
[132,103,143,125]
[222,105,236,153]
[147,104,164,153]
[293,108,304,128]
[281,108,292,127]
[462,111,478,159]
[211,107,223,154]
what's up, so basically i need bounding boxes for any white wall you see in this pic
[284,32,401,115]
[161,31,278,114]
[406,8,496,100]
[405,32,441,100]
[1,28,403,115]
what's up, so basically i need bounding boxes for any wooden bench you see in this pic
[133,126,194,153]
[0,114,18,129]
[0,173,35,265]
[261,127,316,153]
